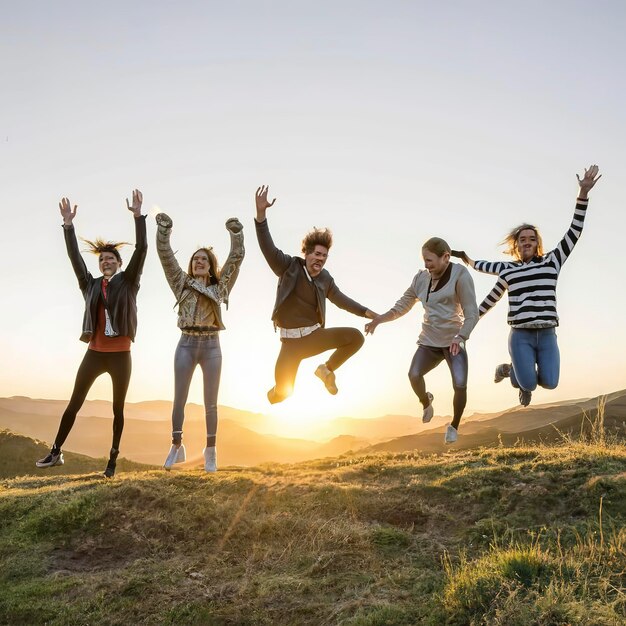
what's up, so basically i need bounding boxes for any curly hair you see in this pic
[301,227,333,254]
[501,224,544,260]
[82,238,129,263]
[187,247,221,285]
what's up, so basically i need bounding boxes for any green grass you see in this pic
[1,439,626,625]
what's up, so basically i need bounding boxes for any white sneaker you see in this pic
[422,392,434,423]
[163,444,186,470]
[444,425,458,444]
[314,364,338,395]
[203,446,217,472]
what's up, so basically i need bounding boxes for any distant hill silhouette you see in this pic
[2,390,625,465]
[0,430,152,478]
[365,389,626,454]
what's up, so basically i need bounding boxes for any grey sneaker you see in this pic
[422,392,435,423]
[163,444,186,470]
[444,425,458,444]
[315,364,338,395]
[519,389,532,407]
[494,363,512,383]
[36,449,64,468]
[203,446,217,472]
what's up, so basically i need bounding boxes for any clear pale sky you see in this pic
[2,1,625,433]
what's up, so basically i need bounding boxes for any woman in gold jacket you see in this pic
[156,212,244,472]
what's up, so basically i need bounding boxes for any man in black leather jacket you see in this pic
[255,185,376,404]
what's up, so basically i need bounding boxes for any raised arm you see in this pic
[254,185,292,276]
[216,217,245,306]
[548,165,601,270]
[60,197,91,294]
[123,189,147,285]
[155,212,187,298]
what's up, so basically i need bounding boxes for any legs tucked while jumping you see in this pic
[508,328,560,405]
[271,327,364,402]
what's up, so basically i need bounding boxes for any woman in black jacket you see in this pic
[36,190,147,477]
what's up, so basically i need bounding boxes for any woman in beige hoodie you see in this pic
[365,237,478,444]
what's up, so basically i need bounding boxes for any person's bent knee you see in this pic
[349,328,365,348]
[539,380,558,390]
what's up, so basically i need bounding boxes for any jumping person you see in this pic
[365,237,478,444]
[156,212,244,472]
[36,190,147,477]
[452,164,601,407]
[254,185,377,404]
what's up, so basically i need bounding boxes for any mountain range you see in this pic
[1,390,624,467]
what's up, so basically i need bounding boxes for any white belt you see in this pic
[280,323,321,339]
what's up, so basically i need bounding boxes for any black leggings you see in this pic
[274,327,364,399]
[53,349,132,451]
[408,344,468,429]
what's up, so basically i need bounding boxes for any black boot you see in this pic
[104,448,119,478]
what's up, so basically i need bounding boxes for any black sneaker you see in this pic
[36,449,64,468]
[519,389,532,407]
[494,363,512,383]
[103,448,119,478]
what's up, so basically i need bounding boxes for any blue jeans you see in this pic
[508,328,559,392]
[172,334,222,443]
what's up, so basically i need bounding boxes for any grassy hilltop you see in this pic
[1,435,626,625]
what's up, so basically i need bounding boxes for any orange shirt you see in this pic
[89,282,131,352]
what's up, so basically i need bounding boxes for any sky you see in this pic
[1,1,625,435]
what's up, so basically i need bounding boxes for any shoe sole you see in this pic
[36,456,64,468]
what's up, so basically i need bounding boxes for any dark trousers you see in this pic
[274,327,364,399]
[54,349,132,451]
[408,344,468,429]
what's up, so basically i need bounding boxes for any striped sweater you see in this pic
[475,198,589,328]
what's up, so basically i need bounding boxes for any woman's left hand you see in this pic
[450,336,465,356]
[577,165,601,196]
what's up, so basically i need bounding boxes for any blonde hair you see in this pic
[82,238,129,263]
[501,224,544,260]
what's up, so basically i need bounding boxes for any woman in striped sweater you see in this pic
[453,165,601,406]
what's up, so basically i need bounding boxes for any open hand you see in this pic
[126,189,143,216]
[59,197,77,225]
[255,185,276,221]
[576,165,601,197]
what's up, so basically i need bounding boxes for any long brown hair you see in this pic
[187,247,220,285]
[501,224,544,260]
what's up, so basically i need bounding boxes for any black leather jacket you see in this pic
[64,215,148,343]
[255,218,368,327]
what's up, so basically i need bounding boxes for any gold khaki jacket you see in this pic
[156,215,245,331]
